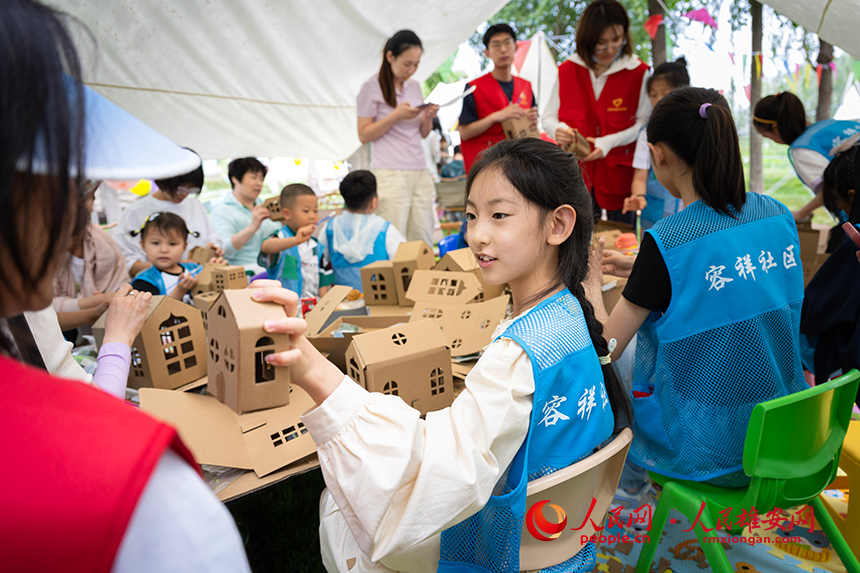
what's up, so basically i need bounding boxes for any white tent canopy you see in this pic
[759,0,860,60]
[48,0,506,161]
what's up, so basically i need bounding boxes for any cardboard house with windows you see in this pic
[264,196,284,221]
[361,240,435,306]
[194,263,248,295]
[433,247,507,302]
[206,289,291,414]
[360,261,398,305]
[189,245,218,265]
[344,319,453,415]
[93,296,207,390]
[193,290,220,332]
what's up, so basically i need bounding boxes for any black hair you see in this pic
[227,157,267,189]
[339,170,377,211]
[466,138,632,430]
[279,183,316,210]
[575,0,634,69]
[753,92,807,144]
[454,145,462,155]
[378,30,422,108]
[483,23,517,48]
[647,57,690,92]
[153,148,204,199]
[133,212,196,242]
[822,144,860,224]
[647,87,745,217]
[0,0,86,329]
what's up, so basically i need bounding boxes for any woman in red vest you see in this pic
[544,0,650,225]
[0,2,250,571]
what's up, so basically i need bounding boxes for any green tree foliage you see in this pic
[422,51,467,97]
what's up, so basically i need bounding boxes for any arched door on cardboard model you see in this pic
[255,336,276,383]
[159,314,197,376]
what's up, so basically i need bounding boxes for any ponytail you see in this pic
[466,139,632,430]
[823,143,860,223]
[378,30,422,108]
[753,92,807,144]
[648,87,745,217]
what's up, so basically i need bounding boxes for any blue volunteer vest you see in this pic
[260,225,304,294]
[789,119,860,189]
[325,217,390,291]
[639,169,683,231]
[629,192,807,482]
[133,262,200,296]
[438,291,614,573]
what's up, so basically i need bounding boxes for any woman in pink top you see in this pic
[356,30,439,244]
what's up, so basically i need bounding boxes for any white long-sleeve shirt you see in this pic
[302,316,535,572]
[789,147,831,194]
[543,54,651,157]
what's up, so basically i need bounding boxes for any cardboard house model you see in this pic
[391,240,435,303]
[434,247,506,302]
[410,294,509,357]
[361,260,398,305]
[264,196,284,221]
[345,320,453,415]
[194,263,248,295]
[93,296,207,390]
[193,290,220,332]
[188,245,218,265]
[206,289,291,414]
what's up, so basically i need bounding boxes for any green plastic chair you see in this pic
[635,369,860,573]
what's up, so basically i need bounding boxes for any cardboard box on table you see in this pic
[345,319,454,415]
[206,289,291,414]
[501,116,540,140]
[264,196,284,221]
[188,245,218,265]
[391,240,435,304]
[93,296,207,390]
[797,223,831,287]
[434,247,507,302]
[361,261,399,305]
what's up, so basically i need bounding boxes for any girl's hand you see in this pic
[169,272,197,299]
[582,138,605,162]
[249,281,345,404]
[393,102,422,121]
[602,250,636,278]
[622,195,647,214]
[422,104,439,119]
[102,284,152,347]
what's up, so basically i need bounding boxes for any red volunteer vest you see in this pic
[0,356,199,573]
[558,59,648,211]
[461,73,534,172]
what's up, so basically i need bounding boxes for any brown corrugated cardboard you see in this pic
[193,290,220,332]
[189,245,218,265]
[345,320,454,415]
[405,270,482,305]
[561,130,592,160]
[93,296,207,390]
[410,295,509,357]
[501,116,540,140]
[311,315,410,372]
[797,223,831,287]
[366,305,413,317]
[433,247,506,302]
[264,196,284,221]
[212,265,249,292]
[602,275,628,314]
[361,261,398,305]
[217,455,319,502]
[206,289,291,414]
[140,386,316,478]
[194,263,228,295]
[391,240,435,304]
[304,285,355,337]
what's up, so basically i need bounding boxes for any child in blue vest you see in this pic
[317,170,405,291]
[256,139,632,572]
[624,58,690,229]
[130,212,201,304]
[597,87,807,491]
[259,184,333,298]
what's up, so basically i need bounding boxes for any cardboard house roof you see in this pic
[214,289,289,331]
[435,247,479,273]
[92,294,182,343]
[304,285,355,337]
[348,319,447,367]
[405,270,483,305]
[393,240,434,264]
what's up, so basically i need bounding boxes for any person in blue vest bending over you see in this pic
[594,87,807,490]
[458,23,537,173]
[754,91,860,223]
[259,184,333,298]
[131,212,202,305]
[317,170,405,291]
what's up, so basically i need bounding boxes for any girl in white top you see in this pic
[114,150,224,276]
[256,138,631,572]
[357,30,439,245]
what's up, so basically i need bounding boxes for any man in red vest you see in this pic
[458,24,538,172]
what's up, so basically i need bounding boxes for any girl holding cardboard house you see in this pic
[258,138,632,572]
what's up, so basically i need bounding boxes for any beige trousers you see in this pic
[371,169,436,245]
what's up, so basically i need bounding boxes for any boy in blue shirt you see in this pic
[259,184,333,297]
[317,170,405,291]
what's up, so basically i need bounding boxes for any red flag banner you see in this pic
[644,14,664,40]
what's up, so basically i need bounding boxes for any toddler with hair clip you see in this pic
[130,212,202,303]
